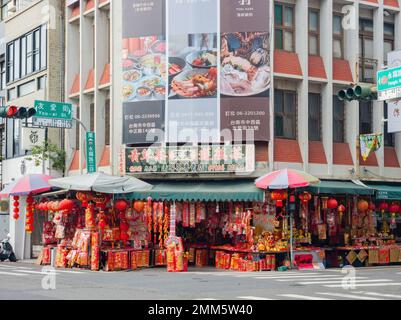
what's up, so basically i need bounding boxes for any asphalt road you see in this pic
[0,261,401,300]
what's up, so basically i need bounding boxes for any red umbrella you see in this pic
[0,174,53,197]
[255,168,320,190]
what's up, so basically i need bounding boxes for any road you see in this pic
[0,262,401,300]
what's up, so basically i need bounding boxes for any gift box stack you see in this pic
[195,249,208,267]
[91,232,100,271]
[155,249,167,266]
[215,251,231,270]
[215,251,276,272]
[55,245,68,268]
[65,229,91,268]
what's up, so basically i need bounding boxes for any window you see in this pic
[17,80,36,97]
[274,89,297,139]
[7,87,16,101]
[333,96,345,142]
[384,103,395,147]
[359,19,375,83]
[333,14,343,59]
[105,99,110,145]
[6,25,47,84]
[308,93,321,141]
[0,0,9,22]
[37,75,46,90]
[384,23,394,65]
[90,103,95,132]
[275,3,295,52]
[0,60,5,90]
[308,9,319,55]
[359,101,373,135]
[75,106,80,150]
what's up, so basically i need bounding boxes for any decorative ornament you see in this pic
[133,201,145,213]
[357,199,369,213]
[298,191,312,204]
[115,199,128,212]
[327,198,338,210]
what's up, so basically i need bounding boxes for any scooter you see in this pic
[0,234,17,262]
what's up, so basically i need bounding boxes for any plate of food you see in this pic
[123,69,143,82]
[139,54,167,78]
[170,67,217,98]
[154,85,166,99]
[136,86,152,100]
[186,50,217,69]
[151,40,166,55]
[168,57,186,78]
[140,75,164,90]
[123,82,137,102]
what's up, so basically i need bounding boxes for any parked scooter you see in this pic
[0,234,17,262]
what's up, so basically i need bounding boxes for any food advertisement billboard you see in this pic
[122,0,271,144]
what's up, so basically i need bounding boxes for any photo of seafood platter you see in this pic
[221,32,271,97]
[122,36,167,103]
[169,33,218,99]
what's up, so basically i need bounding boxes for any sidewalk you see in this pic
[18,259,37,264]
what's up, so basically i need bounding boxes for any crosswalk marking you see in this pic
[0,264,33,270]
[298,279,392,285]
[0,270,28,276]
[363,292,401,299]
[316,292,383,300]
[325,282,401,288]
[279,294,333,300]
[255,274,341,280]
[236,296,275,300]
[276,277,369,282]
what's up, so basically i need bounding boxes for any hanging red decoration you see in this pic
[327,198,338,210]
[115,200,128,211]
[76,192,89,202]
[368,202,376,211]
[298,191,312,204]
[13,196,19,201]
[13,207,19,214]
[379,201,389,212]
[120,232,129,241]
[271,190,288,201]
[337,204,346,213]
[98,220,107,229]
[357,199,369,212]
[133,201,145,213]
[13,213,19,220]
[276,200,283,208]
[59,199,74,212]
[389,203,400,213]
[120,220,129,232]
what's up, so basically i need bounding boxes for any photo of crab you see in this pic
[220,32,271,97]
[168,33,218,100]
[122,35,167,103]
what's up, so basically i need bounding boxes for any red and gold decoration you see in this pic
[357,199,369,213]
[12,195,20,220]
[25,194,35,233]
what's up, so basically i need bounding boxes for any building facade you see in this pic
[2,0,65,258]
[65,0,401,184]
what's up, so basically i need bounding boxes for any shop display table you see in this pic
[335,245,401,267]
[101,248,150,271]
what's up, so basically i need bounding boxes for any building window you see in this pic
[333,96,345,143]
[0,0,9,22]
[7,87,16,100]
[90,103,95,132]
[308,9,319,55]
[384,23,394,65]
[333,14,343,59]
[75,106,80,150]
[359,101,373,135]
[275,3,295,52]
[17,79,36,97]
[37,75,46,90]
[308,93,321,141]
[0,60,5,90]
[359,19,375,83]
[274,89,297,139]
[105,99,110,145]
[6,25,47,84]
[384,103,395,147]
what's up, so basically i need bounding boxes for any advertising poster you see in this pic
[220,0,271,141]
[122,0,271,145]
[122,0,166,144]
[388,50,401,133]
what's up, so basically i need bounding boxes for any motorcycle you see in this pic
[0,234,17,262]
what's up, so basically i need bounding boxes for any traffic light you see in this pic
[337,85,377,102]
[0,106,37,119]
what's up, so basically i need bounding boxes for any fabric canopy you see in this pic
[255,168,320,189]
[366,183,401,200]
[49,172,152,194]
[125,180,265,202]
[305,180,374,195]
[0,174,53,197]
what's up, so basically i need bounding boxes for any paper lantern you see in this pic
[298,191,312,204]
[26,196,34,205]
[59,199,74,212]
[98,220,107,229]
[368,202,376,211]
[13,207,19,214]
[120,232,129,241]
[115,200,128,211]
[338,205,346,213]
[357,200,369,212]
[13,213,19,220]
[76,192,89,202]
[120,220,129,232]
[379,202,389,212]
[133,201,145,213]
[327,198,338,210]
[389,203,400,213]
[271,190,288,201]
[13,196,19,201]
[276,200,283,208]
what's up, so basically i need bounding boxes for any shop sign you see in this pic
[125,144,255,174]
[86,132,97,173]
[21,127,45,150]
[387,50,401,133]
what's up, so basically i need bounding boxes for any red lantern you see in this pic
[13,200,19,207]
[298,191,312,204]
[357,199,369,212]
[276,200,283,208]
[13,196,19,201]
[120,232,129,241]
[379,202,389,212]
[115,200,128,211]
[26,196,34,205]
[133,201,145,213]
[59,199,74,212]
[327,198,338,210]
[368,202,376,211]
[82,201,88,208]
[120,221,129,232]
[13,213,19,220]
[98,220,107,229]
[271,190,288,201]
[338,204,346,213]
[13,207,19,214]
[389,203,400,213]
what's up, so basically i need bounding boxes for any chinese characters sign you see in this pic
[33,100,73,129]
[377,66,401,101]
[122,0,271,144]
[86,132,97,173]
[125,144,255,174]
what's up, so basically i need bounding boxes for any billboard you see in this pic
[387,50,401,133]
[121,0,271,144]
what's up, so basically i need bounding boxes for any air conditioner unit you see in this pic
[7,0,17,13]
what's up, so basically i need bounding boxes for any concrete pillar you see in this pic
[9,197,30,259]
[295,0,309,171]
[320,0,334,176]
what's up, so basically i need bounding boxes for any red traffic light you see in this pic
[6,106,18,117]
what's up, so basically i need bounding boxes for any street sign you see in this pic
[33,100,73,128]
[32,118,73,129]
[377,66,401,101]
[86,131,97,173]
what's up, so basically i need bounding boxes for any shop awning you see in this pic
[365,183,401,200]
[125,180,265,202]
[305,180,374,195]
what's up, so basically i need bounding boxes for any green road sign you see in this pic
[86,131,97,173]
[377,66,401,101]
[34,100,73,120]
